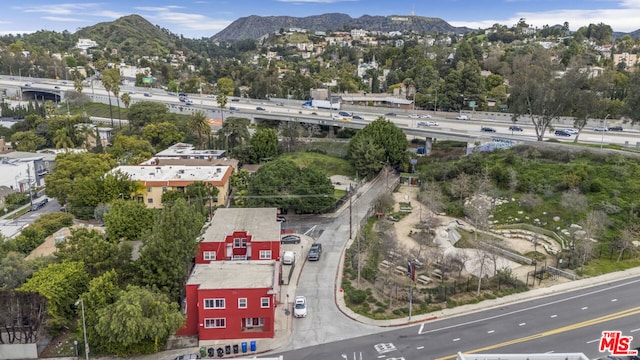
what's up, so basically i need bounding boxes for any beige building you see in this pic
[112,165,232,208]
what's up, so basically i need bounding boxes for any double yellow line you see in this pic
[435,306,640,360]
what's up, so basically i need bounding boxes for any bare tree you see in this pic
[576,210,606,267]
[614,226,638,262]
[473,243,490,296]
[508,167,519,195]
[449,173,473,203]
[417,181,446,215]
[450,251,471,278]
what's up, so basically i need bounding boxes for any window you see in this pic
[238,298,247,309]
[233,238,247,248]
[162,187,168,192]
[259,250,272,260]
[233,255,247,260]
[147,187,152,192]
[204,318,226,328]
[244,317,264,328]
[204,298,225,309]
[203,251,216,261]
[147,198,153,204]
[260,297,270,308]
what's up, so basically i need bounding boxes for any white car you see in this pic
[593,126,608,132]
[409,114,420,119]
[282,251,295,265]
[293,296,307,318]
[563,128,579,135]
[417,121,439,127]
[456,114,469,120]
[420,114,432,119]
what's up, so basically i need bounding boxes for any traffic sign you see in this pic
[142,77,153,84]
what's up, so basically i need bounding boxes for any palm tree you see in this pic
[101,68,120,128]
[53,127,74,151]
[75,124,95,150]
[216,93,228,122]
[121,92,132,129]
[187,110,210,149]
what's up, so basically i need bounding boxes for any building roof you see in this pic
[203,208,280,243]
[0,151,56,162]
[113,165,230,184]
[155,143,226,159]
[188,260,278,290]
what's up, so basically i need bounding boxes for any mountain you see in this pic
[74,14,183,57]
[212,13,472,41]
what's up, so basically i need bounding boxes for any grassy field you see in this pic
[280,151,355,178]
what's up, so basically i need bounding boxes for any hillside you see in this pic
[212,13,472,41]
[74,14,183,57]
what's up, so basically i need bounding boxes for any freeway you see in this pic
[1,77,638,147]
[273,274,640,359]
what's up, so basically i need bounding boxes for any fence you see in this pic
[482,242,533,265]
[542,264,576,280]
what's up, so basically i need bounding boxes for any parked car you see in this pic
[31,198,49,211]
[282,251,295,265]
[281,235,301,244]
[508,125,523,131]
[256,106,266,111]
[338,111,352,117]
[608,125,623,131]
[456,114,469,120]
[307,243,322,261]
[555,129,572,136]
[293,296,307,318]
[593,126,608,132]
[481,127,496,133]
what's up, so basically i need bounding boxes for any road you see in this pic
[1,77,637,147]
[273,274,640,359]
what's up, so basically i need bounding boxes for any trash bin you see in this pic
[241,342,247,353]
[233,344,239,354]
[199,347,207,358]
[225,345,231,355]
[250,340,256,352]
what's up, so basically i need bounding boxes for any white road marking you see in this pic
[416,346,424,350]
[611,298,618,302]
[417,277,640,335]
[487,330,495,334]
[631,328,640,333]
[545,351,555,354]
[377,356,386,359]
[418,323,424,335]
[581,306,588,310]
[519,323,526,326]
[586,339,600,344]
[453,338,460,342]
[550,314,557,318]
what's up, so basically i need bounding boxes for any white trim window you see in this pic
[204,298,225,309]
[245,317,264,328]
[260,297,270,308]
[204,318,226,328]
[233,238,247,248]
[259,250,272,259]
[203,251,216,261]
[238,298,247,309]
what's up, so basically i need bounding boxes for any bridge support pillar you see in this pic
[424,137,433,156]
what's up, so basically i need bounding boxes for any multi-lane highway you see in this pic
[1,76,637,147]
[274,274,640,359]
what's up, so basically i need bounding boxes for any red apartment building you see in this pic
[178,208,282,341]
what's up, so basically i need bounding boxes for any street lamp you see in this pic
[74,299,89,360]
[600,114,610,153]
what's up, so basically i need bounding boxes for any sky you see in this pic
[1,0,640,39]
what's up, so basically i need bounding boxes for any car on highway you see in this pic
[593,126,608,132]
[174,354,200,360]
[144,92,152,97]
[555,129,572,136]
[420,114,432,118]
[481,127,496,132]
[385,112,397,117]
[184,99,193,105]
[256,106,266,111]
[229,106,238,111]
[54,86,60,89]
[352,115,365,120]
[276,102,285,106]
[231,98,240,102]
[293,296,307,318]
[417,121,439,127]
[508,125,523,131]
[339,117,351,122]
[307,243,322,261]
[456,114,469,120]
[608,125,623,131]
[409,114,421,119]
[563,128,578,135]
[167,92,176,96]
[281,235,301,244]
[338,111,352,117]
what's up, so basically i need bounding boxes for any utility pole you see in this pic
[26,164,33,208]
[408,260,414,320]
[349,185,352,239]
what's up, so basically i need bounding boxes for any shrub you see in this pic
[348,289,368,305]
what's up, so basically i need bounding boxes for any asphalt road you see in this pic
[273,275,640,360]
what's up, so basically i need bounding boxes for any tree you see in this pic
[45,153,116,203]
[507,48,574,140]
[348,117,408,172]
[187,110,210,149]
[249,128,278,163]
[11,131,46,152]
[347,136,385,179]
[248,159,334,213]
[135,198,205,301]
[120,93,131,112]
[78,270,121,354]
[127,101,176,128]
[18,261,89,329]
[216,93,228,121]
[107,134,154,165]
[0,253,34,290]
[53,127,74,151]
[101,67,120,127]
[0,290,47,344]
[142,121,184,149]
[69,170,142,219]
[217,117,250,152]
[95,285,184,356]
[217,77,235,95]
[55,227,132,278]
